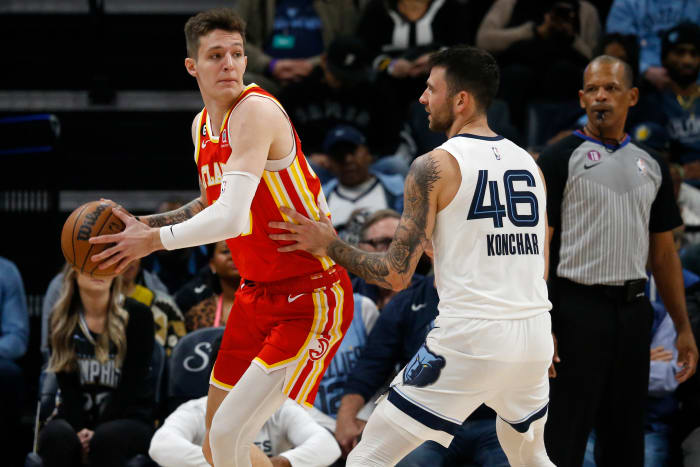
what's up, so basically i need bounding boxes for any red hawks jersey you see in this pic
[194,84,336,282]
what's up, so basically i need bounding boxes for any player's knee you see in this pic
[209,411,236,451]
[496,416,554,466]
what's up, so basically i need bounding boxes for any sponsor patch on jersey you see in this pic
[587,150,601,161]
[403,343,446,387]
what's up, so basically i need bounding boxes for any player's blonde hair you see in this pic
[48,263,129,373]
[185,8,247,60]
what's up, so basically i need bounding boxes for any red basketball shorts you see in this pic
[210,266,354,407]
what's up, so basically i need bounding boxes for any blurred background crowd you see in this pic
[1,0,700,466]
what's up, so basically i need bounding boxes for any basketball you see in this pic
[61,200,126,276]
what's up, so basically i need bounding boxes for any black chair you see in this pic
[166,327,224,414]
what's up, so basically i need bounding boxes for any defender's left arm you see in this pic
[650,231,698,383]
[271,151,447,291]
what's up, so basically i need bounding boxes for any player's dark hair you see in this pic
[428,46,500,113]
[185,8,247,59]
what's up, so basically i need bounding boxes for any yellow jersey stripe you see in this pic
[283,290,328,394]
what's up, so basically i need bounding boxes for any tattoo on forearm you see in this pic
[143,198,206,227]
[327,153,440,287]
[328,239,393,289]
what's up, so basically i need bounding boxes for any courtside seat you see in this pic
[166,327,224,414]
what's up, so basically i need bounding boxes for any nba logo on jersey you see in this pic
[403,344,445,388]
[492,147,501,160]
[221,130,228,144]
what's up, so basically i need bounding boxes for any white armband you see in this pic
[159,171,260,250]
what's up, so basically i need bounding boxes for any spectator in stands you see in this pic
[357,0,486,113]
[121,258,186,356]
[350,209,402,309]
[233,0,359,93]
[335,258,508,466]
[477,0,601,125]
[179,241,241,331]
[661,23,700,181]
[606,0,700,91]
[141,198,209,294]
[149,338,341,467]
[595,33,640,83]
[38,264,155,467]
[308,292,379,431]
[279,35,406,178]
[42,254,182,356]
[322,125,405,231]
[0,256,29,466]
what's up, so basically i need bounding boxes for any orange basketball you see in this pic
[60,200,126,276]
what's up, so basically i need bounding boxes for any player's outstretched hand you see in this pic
[675,328,698,383]
[88,207,162,274]
[269,206,337,257]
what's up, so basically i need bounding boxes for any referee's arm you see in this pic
[648,155,699,383]
[649,231,697,382]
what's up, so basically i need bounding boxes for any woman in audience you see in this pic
[38,263,155,467]
[182,241,241,331]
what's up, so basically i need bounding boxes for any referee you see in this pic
[538,55,699,466]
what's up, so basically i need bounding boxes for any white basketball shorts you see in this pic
[383,311,553,447]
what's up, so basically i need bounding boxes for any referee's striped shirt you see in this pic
[537,131,682,286]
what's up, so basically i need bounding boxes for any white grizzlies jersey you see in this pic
[433,134,551,320]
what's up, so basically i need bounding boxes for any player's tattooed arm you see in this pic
[327,153,439,289]
[270,152,441,291]
[140,177,207,227]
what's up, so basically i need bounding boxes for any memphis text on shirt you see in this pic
[486,232,540,257]
[78,355,121,387]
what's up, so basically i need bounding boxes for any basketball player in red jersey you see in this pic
[89,8,353,467]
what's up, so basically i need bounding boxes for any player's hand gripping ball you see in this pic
[61,200,126,276]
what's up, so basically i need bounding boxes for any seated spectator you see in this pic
[141,198,209,294]
[0,257,29,466]
[279,35,407,180]
[42,255,183,356]
[121,258,186,356]
[357,0,485,113]
[233,0,359,93]
[661,23,700,181]
[477,0,601,125]
[149,337,341,467]
[179,241,241,332]
[336,268,508,466]
[322,125,405,231]
[38,264,155,467]
[350,209,403,309]
[606,0,700,90]
[308,293,379,431]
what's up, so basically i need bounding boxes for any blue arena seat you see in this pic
[166,327,224,413]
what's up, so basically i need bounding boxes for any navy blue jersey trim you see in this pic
[573,130,631,151]
[501,404,548,433]
[453,133,504,141]
[387,388,461,435]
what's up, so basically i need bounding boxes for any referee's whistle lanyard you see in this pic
[214,294,224,327]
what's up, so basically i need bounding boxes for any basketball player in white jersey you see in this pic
[270,46,555,466]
